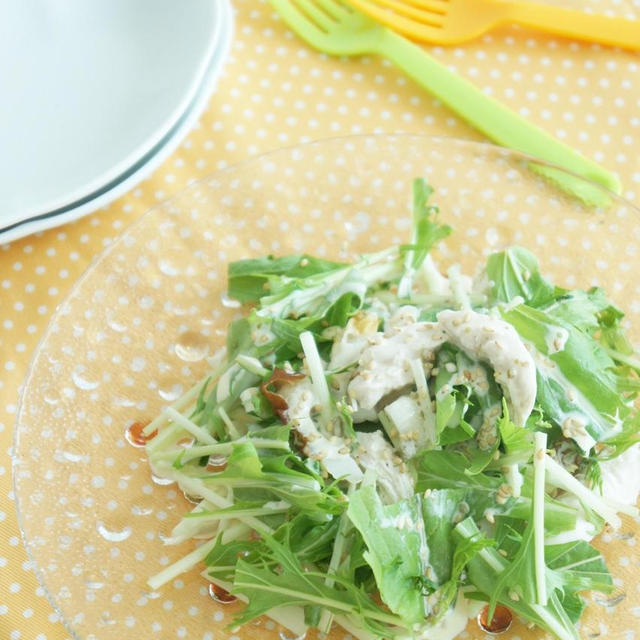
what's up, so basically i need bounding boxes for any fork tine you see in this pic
[392,0,448,12]
[356,0,446,21]
[270,0,327,43]
[312,0,353,20]
[348,0,445,28]
[293,0,338,30]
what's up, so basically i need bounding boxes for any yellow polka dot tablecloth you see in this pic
[2,1,640,639]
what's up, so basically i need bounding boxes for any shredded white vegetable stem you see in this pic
[158,470,275,535]
[300,330,331,420]
[545,454,637,529]
[142,378,203,436]
[164,407,217,445]
[200,571,310,638]
[217,405,240,440]
[533,431,548,606]
[147,521,250,591]
[409,358,436,436]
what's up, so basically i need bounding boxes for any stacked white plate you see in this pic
[0,0,233,244]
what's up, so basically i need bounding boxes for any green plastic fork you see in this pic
[270,0,622,203]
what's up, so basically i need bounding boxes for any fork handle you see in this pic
[378,30,621,195]
[507,3,640,50]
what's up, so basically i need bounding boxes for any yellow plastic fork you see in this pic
[270,0,621,203]
[347,0,640,49]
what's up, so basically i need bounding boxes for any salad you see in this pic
[142,179,640,640]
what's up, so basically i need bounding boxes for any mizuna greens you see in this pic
[144,179,640,640]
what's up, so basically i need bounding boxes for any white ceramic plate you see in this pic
[0,0,230,237]
[0,0,234,246]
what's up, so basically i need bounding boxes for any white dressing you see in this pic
[437,309,536,426]
[250,322,277,347]
[545,517,598,545]
[280,378,363,483]
[600,442,640,506]
[354,431,414,504]
[348,308,537,428]
[407,590,483,640]
[382,394,432,459]
[545,496,598,545]
[348,320,446,411]
[505,463,523,499]
[561,413,597,454]
[329,310,380,371]
[545,326,569,354]
[239,387,259,413]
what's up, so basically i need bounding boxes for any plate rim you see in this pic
[1,0,226,227]
[0,0,234,246]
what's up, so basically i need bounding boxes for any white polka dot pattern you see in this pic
[2,0,640,638]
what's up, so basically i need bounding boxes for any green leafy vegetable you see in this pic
[231,532,404,637]
[398,178,452,297]
[502,304,630,446]
[228,254,347,303]
[143,179,640,640]
[486,246,555,307]
[347,484,428,624]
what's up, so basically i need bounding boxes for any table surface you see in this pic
[2,0,640,638]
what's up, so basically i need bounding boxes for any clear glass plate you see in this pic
[14,135,640,640]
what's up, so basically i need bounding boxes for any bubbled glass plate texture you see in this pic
[13,135,640,640]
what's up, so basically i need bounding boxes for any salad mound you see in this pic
[144,179,640,640]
